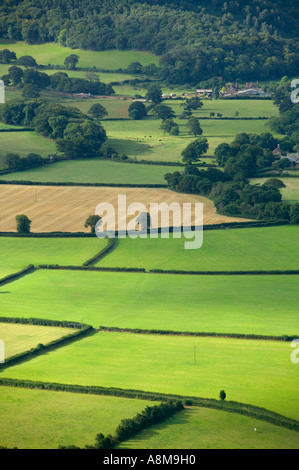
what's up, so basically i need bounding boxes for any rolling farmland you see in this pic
[96,225,299,271]
[120,407,299,450]
[0,386,153,449]
[0,237,107,278]
[0,184,251,233]
[0,322,77,360]
[1,270,298,336]
[0,160,182,185]
[0,37,298,451]
[2,331,298,420]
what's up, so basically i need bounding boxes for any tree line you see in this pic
[0,100,108,159]
[0,0,298,84]
[165,131,299,223]
[59,400,184,449]
[0,52,114,97]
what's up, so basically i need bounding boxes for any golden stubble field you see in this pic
[0,185,251,232]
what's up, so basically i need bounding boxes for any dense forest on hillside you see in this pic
[0,0,298,84]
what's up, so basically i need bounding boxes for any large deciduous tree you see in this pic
[181,138,209,162]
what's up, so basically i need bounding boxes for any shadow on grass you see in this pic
[108,138,153,156]
[118,408,192,449]
[0,327,97,372]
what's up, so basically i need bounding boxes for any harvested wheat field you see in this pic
[0,185,252,232]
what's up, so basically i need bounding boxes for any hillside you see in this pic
[0,0,298,83]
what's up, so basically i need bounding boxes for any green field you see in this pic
[1,270,298,336]
[0,237,107,278]
[166,99,279,119]
[0,41,159,69]
[42,69,138,83]
[0,123,24,130]
[97,225,299,271]
[101,117,280,162]
[0,322,77,359]
[2,331,297,420]
[64,98,131,119]
[0,132,57,169]
[0,386,152,449]
[0,159,179,184]
[251,178,299,203]
[120,406,299,449]
[0,39,298,451]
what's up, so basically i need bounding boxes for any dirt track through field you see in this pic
[0,185,252,232]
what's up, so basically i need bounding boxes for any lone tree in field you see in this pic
[84,215,102,233]
[263,178,286,189]
[152,104,175,121]
[88,103,108,121]
[186,117,203,137]
[182,96,203,112]
[145,83,162,105]
[128,101,147,120]
[17,55,37,68]
[160,118,179,135]
[219,390,226,401]
[16,215,31,234]
[64,54,79,70]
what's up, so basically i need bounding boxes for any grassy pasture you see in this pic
[0,131,57,169]
[41,69,138,83]
[0,41,159,69]
[0,322,77,360]
[0,123,24,130]
[167,99,279,118]
[0,159,180,185]
[65,98,131,119]
[0,237,107,278]
[2,331,298,420]
[1,270,298,336]
[0,386,152,449]
[97,225,299,271]
[251,178,299,203]
[120,406,299,449]
[102,117,280,162]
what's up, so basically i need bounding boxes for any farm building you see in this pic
[272,144,283,157]
[236,88,268,97]
[283,153,299,166]
[73,92,92,98]
[196,89,213,96]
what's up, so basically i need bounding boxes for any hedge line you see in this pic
[0,180,167,189]
[0,220,290,239]
[82,238,117,266]
[1,379,298,433]
[0,316,89,329]
[113,158,216,167]
[99,326,298,342]
[0,128,33,133]
[0,265,35,286]
[149,269,299,275]
[0,232,96,238]
[38,265,146,273]
[0,324,93,371]
[75,400,185,449]
[187,116,269,120]
[202,220,289,231]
